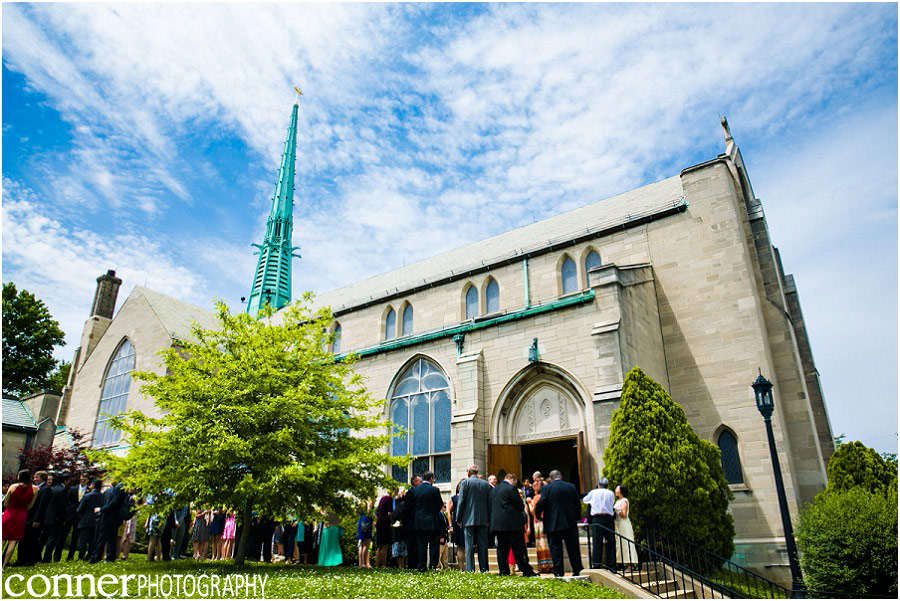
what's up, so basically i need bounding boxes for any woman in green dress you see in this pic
[317,515,343,567]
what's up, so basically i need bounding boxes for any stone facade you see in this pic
[61,129,832,585]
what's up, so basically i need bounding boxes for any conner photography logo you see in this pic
[3,573,268,599]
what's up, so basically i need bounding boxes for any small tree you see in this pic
[826,440,897,495]
[795,488,897,596]
[19,428,102,479]
[603,367,735,560]
[98,296,402,567]
[2,282,67,397]
[46,361,72,393]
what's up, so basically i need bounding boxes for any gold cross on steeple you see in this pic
[294,86,303,104]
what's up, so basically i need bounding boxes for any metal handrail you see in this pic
[582,522,740,598]
[640,527,789,599]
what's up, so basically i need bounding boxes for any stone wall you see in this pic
[2,430,29,480]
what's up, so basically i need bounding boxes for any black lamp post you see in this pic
[752,370,804,598]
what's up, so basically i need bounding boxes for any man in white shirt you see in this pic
[582,478,615,569]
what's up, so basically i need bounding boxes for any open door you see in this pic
[576,431,592,493]
[488,444,522,481]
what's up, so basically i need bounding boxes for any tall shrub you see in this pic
[603,367,735,559]
[795,488,897,596]
[826,441,897,495]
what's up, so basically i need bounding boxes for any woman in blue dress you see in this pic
[317,515,342,567]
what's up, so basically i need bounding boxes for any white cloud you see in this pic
[1,179,210,355]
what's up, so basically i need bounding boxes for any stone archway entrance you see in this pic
[489,371,594,493]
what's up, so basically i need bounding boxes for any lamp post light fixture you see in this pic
[752,370,805,598]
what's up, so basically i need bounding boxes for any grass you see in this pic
[706,568,788,599]
[1,557,629,599]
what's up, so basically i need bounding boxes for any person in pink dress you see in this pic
[222,512,236,560]
[2,470,36,568]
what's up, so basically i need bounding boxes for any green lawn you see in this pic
[2,558,629,599]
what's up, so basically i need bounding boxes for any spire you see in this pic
[246,94,302,316]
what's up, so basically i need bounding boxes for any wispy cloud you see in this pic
[2,179,209,351]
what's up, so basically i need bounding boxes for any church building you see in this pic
[60,100,834,584]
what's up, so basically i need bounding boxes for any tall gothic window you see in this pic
[93,339,135,448]
[717,429,744,484]
[331,323,342,354]
[561,256,578,295]
[465,285,479,319]
[385,308,396,341]
[402,304,414,336]
[584,251,601,287]
[485,278,500,314]
[389,358,451,484]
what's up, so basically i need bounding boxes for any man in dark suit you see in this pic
[90,481,125,563]
[40,473,69,562]
[160,509,176,561]
[171,505,190,560]
[410,471,443,571]
[403,475,421,570]
[60,474,84,561]
[490,474,536,577]
[455,464,492,572]
[15,470,50,566]
[534,469,584,577]
[75,480,103,560]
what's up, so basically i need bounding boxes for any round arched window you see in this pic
[385,308,396,341]
[717,429,744,484]
[389,358,451,483]
[331,323,342,354]
[93,339,135,447]
[584,251,601,287]
[465,286,479,319]
[561,256,578,294]
[485,279,500,314]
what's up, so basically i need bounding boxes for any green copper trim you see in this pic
[247,102,300,316]
[523,258,531,308]
[336,289,595,360]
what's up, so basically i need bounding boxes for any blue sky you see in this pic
[3,3,897,453]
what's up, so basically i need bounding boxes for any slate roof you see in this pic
[2,398,38,431]
[129,286,218,342]
[310,174,685,313]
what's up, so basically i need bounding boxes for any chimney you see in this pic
[60,270,123,425]
[90,270,122,318]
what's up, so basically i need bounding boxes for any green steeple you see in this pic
[246,99,301,316]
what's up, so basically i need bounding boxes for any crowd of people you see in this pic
[0,469,346,568]
[1,469,133,568]
[365,465,635,578]
[2,466,637,578]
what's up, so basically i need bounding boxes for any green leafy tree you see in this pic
[603,367,735,560]
[46,361,72,393]
[2,282,66,397]
[826,440,897,495]
[795,488,897,596]
[97,295,403,566]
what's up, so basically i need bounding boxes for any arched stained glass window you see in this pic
[561,256,578,294]
[389,358,451,483]
[402,304,413,336]
[385,308,396,341]
[465,285,479,319]
[331,324,342,354]
[93,339,135,448]
[584,251,601,287]
[717,429,744,484]
[485,279,500,314]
